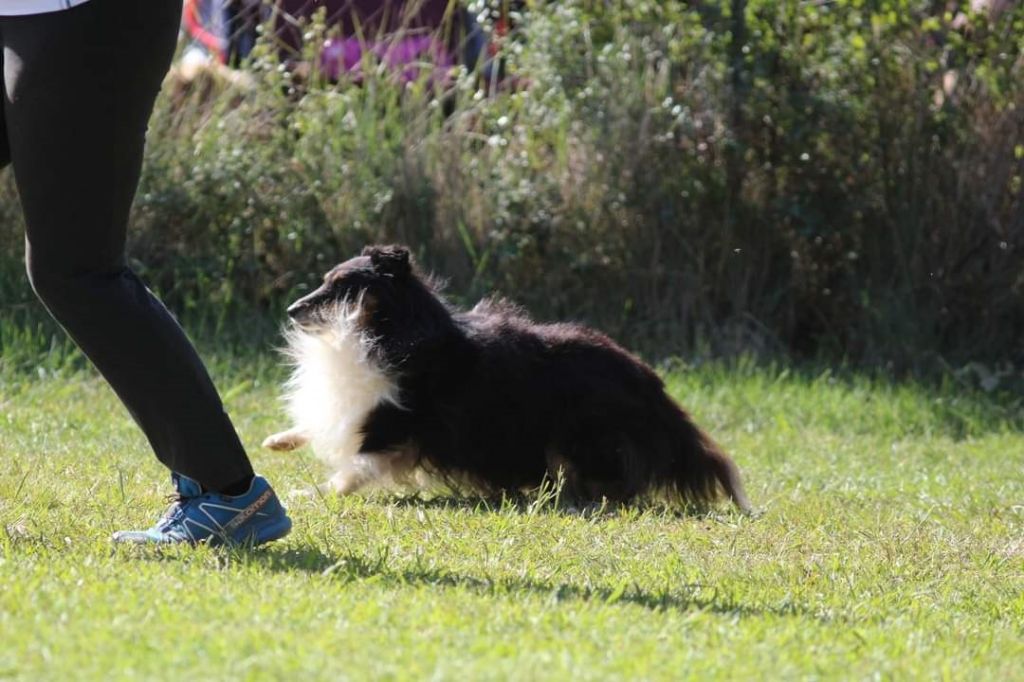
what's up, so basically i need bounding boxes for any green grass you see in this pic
[1,356,1022,680]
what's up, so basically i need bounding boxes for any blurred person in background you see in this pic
[181,0,497,85]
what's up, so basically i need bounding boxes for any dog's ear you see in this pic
[363,245,412,279]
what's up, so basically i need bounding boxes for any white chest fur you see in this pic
[283,309,400,490]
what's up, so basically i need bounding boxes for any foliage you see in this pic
[1,0,1021,370]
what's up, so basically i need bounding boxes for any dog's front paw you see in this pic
[262,428,310,452]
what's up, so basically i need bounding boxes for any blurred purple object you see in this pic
[319,35,455,84]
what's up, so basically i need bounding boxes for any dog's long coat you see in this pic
[264,245,751,511]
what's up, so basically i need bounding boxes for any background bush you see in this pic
[1,0,1021,372]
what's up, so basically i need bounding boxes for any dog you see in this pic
[263,245,751,512]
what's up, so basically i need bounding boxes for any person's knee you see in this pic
[25,253,109,313]
[25,255,72,309]
[27,249,138,319]
[26,239,135,313]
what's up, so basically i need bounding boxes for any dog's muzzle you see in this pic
[286,287,331,325]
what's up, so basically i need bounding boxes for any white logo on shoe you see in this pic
[171,489,273,542]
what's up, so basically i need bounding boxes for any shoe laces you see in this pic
[157,492,197,529]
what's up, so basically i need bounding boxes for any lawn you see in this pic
[1,355,1022,680]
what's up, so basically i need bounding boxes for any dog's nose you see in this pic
[287,285,331,322]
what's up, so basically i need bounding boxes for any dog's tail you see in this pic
[672,413,752,514]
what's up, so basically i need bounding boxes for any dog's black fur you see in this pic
[284,245,751,510]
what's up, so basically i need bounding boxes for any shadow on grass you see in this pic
[237,544,838,624]
[374,493,732,519]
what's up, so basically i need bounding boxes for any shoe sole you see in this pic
[113,515,293,548]
[234,516,293,547]
[201,516,293,548]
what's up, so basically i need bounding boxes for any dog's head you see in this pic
[286,245,453,367]
[286,245,414,329]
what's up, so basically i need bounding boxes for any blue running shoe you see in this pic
[112,473,292,546]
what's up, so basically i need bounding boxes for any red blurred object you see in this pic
[183,0,228,63]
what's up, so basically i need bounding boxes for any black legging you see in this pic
[0,0,253,492]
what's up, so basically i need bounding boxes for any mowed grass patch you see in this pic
[1,360,1022,680]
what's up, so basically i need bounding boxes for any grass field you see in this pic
[1,354,1022,680]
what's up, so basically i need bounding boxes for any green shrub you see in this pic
[1,0,1021,371]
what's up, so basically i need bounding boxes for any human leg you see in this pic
[2,0,254,493]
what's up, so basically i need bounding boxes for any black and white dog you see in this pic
[263,245,751,511]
